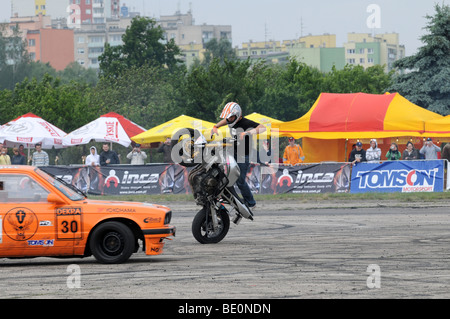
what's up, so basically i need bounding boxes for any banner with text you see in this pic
[41,164,192,195]
[256,163,351,194]
[350,160,445,193]
[41,163,352,196]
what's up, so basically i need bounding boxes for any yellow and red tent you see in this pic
[272,92,443,162]
[424,115,450,140]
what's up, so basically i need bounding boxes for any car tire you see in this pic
[89,221,135,264]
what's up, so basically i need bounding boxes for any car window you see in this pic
[0,174,50,202]
[35,169,85,201]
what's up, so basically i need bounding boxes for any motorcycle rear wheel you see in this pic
[192,207,230,244]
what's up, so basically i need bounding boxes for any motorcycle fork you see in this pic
[206,203,220,232]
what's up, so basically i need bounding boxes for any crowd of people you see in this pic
[349,137,450,165]
[0,141,159,167]
[1,136,450,168]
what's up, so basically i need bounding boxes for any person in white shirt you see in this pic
[85,146,100,166]
[85,146,100,192]
[127,144,147,165]
[420,138,441,160]
[366,139,381,163]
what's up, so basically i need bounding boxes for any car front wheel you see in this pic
[89,221,135,264]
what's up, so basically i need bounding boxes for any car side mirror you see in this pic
[47,193,65,205]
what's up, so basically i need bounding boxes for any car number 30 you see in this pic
[57,216,82,239]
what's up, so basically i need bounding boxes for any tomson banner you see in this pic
[41,164,192,195]
[257,163,351,194]
[350,160,445,193]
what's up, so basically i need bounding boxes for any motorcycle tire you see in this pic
[192,207,230,244]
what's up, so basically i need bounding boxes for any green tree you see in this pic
[182,58,269,122]
[323,64,392,94]
[57,62,98,86]
[258,59,324,121]
[0,74,96,132]
[388,3,450,114]
[99,17,182,77]
[90,64,184,129]
[202,38,236,66]
[0,25,31,90]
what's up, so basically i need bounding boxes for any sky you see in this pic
[0,0,445,56]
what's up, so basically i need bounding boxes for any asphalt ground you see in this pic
[1,199,450,301]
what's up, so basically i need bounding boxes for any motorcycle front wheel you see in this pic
[192,207,230,244]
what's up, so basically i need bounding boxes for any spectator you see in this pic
[348,141,366,165]
[127,143,147,165]
[402,141,419,160]
[18,144,26,157]
[158,137,173,163]
[420,138,441,160]
[100,143,120,166]
[86,146,100,166]
[31,143,49,166]
[366,139,381,163]
[11,147,26,165]
[386,143,401,161]
[441,143,450,162]
[0,146,11,165]
[283,137,305,166]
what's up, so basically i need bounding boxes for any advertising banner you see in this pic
[350,160,445,193]
[41,162,352,196]
[41,164,192,195]
[258,163,351,194]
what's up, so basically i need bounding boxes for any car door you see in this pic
[0,173,73,258]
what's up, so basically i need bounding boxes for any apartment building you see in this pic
[159,10,232,46]
[73,17,131,68]
[158,10,232,67]
[235,40,288,65]
[1,13,74,71]
[236,34,344,72]
[69,0,121,25]
[344,33,405,72]
[34,0,46,16]
[27,27,74,70]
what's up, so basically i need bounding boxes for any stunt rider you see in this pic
[211,102,266,208]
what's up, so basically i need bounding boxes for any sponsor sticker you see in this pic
[27,239,54,247]
[3,207,39,241]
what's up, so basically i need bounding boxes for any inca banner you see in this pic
[41,163,352,196]
[350,160,445,193]
[40,164,192,195]
[257,163,351,194]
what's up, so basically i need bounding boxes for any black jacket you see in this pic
[100,150,120,166]
[348,149,366,163]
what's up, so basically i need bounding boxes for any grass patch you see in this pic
[88,191,450,203]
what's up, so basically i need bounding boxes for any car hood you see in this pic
[83,199,171,213]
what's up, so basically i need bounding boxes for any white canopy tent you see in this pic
[0,113,66,149]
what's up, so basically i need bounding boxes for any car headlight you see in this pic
[164,211,172,224]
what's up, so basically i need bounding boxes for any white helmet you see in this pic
[220,102,242,128]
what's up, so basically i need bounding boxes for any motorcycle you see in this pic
[171,128,254,244]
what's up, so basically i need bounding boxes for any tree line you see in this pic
[0,4,448,143]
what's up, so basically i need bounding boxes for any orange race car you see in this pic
[0,165,175,264]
